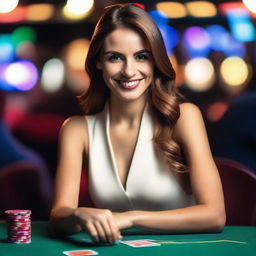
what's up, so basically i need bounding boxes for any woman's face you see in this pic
[97,27,154,103]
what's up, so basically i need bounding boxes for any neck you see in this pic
[109,97,147,126]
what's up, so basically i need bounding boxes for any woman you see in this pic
[50,3,226,244]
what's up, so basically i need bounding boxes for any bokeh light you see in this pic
[41,58,65,93]
[206,102,228,122]
[183,26,211,57]
[149,10,169,25]
[220,57,249,87]
[16,41,36,60]
[159,25,179,56]
[184,58,215,91]
[63,0,94,19]
[0,0,19,13]
[156,2,187,18]
[11,26,37,48]
[0,6,26,23]
[26,4,54,22]
[0,34,14,63]
[186,1,217,17]
[4,60,38,91]
[243,0,256,14]
[64,38,89,71]
[220,34,246,57]
[206,25,228,51]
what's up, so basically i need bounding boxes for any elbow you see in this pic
[209,209,226,232]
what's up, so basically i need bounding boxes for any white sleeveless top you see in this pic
[86,103,195,212]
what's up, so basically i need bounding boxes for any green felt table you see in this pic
[0,221,255,256]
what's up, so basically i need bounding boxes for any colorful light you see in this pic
[183,26,211,57]
[11,26,37,47]
[206,25,228,51]
[184,58,215,91]
[242,0,256,14]
[149,10,168,25]
[227,10,255,42]
[156,2,187,18]
[41,58,65,93]
[0,6,26,23]
[186,1,217,17]
[159,25,179,56]
[220,34,246,57]
[206,102,228,122]
[220,57,249,87]
[63,0,94,19]
[26,4,54,21]
[64,38,90,71]
[4,60,38,91]
[0,34,14,63]
[0,0,19,13]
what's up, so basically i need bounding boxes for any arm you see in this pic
[114,103,226,233]
[50,117,121,243]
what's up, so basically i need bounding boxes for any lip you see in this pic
[115,79,143,90]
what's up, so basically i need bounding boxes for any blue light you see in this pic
[230,21,255,42]
[226,9,255,42]
[158,24,179,56]
[149,10,168,25]
[221,34,246,58]
[206,25,229,51]
[183,26,211,58]
[0,34,15,64]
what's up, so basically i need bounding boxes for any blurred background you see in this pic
[0,0,255,219]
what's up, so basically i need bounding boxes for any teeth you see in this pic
[120,80,139,87]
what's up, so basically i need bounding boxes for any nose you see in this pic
[121,59,136,78]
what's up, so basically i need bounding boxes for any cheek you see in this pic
[140,64,154,77]
[102,63,121,78]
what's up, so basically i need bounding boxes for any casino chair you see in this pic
[215,157,256,226]
[0,161,52,220]
[78,168,94,207]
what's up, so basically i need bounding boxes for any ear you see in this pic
[96,61,102,70]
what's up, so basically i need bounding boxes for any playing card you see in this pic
[120,239,161,247]
[63,249,98,255]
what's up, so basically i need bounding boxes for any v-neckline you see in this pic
[105,103,147,193]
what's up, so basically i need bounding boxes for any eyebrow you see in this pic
[103,49,151,55]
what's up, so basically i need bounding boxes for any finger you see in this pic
[94,221,107,243]
[107,217,121,243]
[101,218,116,244]
[85,222,99,243]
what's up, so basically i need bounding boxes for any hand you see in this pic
[74,207,122,244]
[113,211,134,230]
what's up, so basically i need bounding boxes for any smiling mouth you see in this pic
[115,79,143,89]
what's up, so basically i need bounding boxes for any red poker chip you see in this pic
[8,231,31,236]
[5,210,31,215]
[7,216,31,220]
[8,226,31,231]
[7,219,31,223]
[8,235,31,240]
[9,240,31,244]
[8,238,31,243]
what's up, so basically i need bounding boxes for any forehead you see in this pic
[102,27,149,52]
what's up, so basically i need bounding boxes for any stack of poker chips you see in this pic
[5,210,32,244]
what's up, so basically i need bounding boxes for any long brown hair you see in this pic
[79,3,187,173]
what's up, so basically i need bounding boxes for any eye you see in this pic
[108,54,123,62]
[135,53,149,61]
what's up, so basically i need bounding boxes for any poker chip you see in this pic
[5,209,32,244]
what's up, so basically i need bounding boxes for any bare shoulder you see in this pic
[179,102,202,119]
[61,115,87,132]
[173,102,205,143]
[59,115,88,147]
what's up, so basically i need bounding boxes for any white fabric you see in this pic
[86,103,195,212]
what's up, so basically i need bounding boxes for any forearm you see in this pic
[129,204,226,233]
[50,207,82,236]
